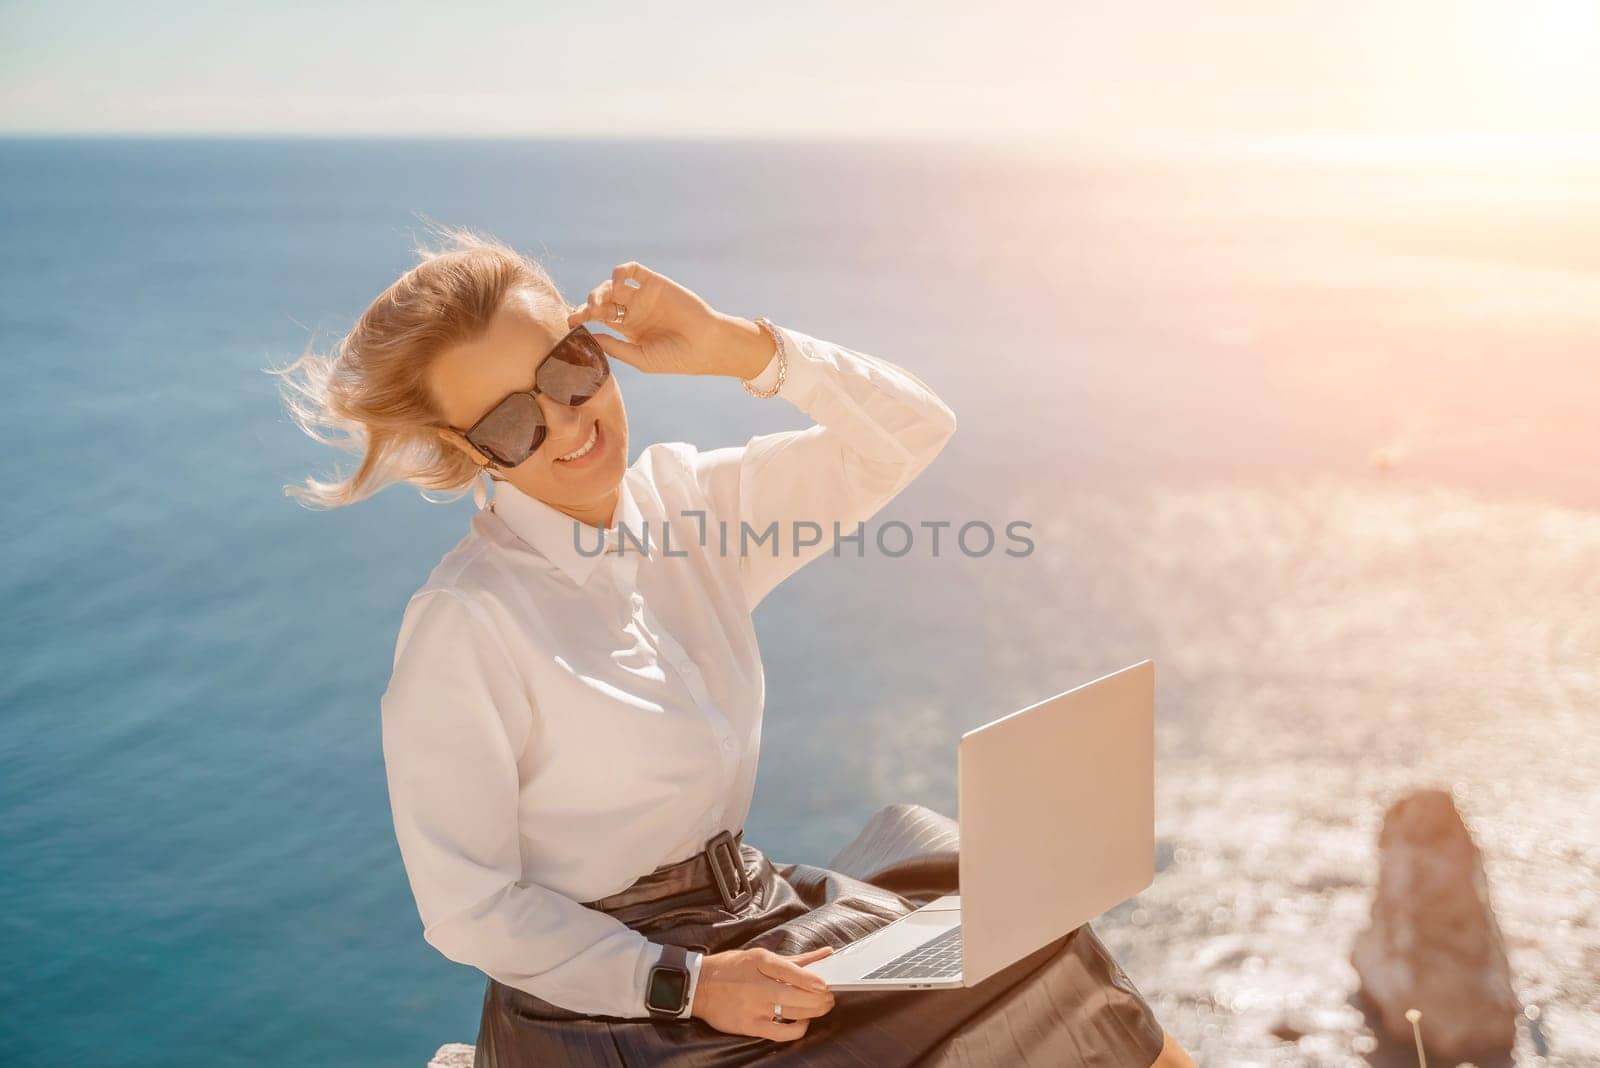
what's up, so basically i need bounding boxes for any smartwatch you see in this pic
[645,943,692,1020]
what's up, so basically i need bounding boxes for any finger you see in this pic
[784,946,835,966]
[565,296,599,328]
[567,281,617,328]
[756,953,831,992]
[612,260,660,290]
[758,952,832,991]
[563,289,604,326]
[605,266,632,326]
[590,331,644,368]
[751,1014,811,1043]
[763,994,834,1020]
[591,281,621,327]
[610,262,640,307]
[759,978,833,1015]
[595,275,631,329]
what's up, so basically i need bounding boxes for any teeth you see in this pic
[556,423,599,462]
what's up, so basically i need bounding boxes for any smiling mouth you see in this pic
[554,421,601,463]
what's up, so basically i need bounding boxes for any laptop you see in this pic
[801,660,1155,991]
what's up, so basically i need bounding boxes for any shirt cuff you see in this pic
[745,322,824,408]
[743,338,783,395]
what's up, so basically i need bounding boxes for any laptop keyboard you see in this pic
[861,925,963,981]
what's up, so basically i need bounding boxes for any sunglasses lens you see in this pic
[469,392,545,467]
[537,328,610,405]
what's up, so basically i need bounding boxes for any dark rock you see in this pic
[1270,1018,1305,1043]
[1351,789,1517,1062]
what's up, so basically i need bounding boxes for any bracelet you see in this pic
[742,318,788,399]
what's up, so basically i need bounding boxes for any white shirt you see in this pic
[379,322,958,1018]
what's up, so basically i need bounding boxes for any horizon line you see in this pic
[4,129,1599,166]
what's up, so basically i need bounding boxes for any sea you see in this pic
[2,136,1596,1066]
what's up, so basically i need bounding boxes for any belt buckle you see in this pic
[705,829,753,912]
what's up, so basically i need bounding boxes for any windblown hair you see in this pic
[268,222,566,509]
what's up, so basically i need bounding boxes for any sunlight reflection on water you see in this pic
[766,474,1599,1064]
[986,477,1595,1064]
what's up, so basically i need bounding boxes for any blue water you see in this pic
[3,138,1597,1066]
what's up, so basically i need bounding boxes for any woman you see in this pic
[276,226,1193,1066]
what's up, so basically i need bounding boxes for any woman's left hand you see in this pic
[566,262,774,380]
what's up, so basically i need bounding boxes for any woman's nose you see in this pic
[538,394,585,440]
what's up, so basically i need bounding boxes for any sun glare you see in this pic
[1508,0,1599,82]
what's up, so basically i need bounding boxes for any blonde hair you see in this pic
[268,222,566,509]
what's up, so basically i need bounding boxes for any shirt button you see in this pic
[721,737,735,752]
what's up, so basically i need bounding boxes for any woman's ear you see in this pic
[435,425,479,462]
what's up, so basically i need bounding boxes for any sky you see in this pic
[2,0,1598,153]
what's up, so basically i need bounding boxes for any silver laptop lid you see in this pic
[957,660,1156,986]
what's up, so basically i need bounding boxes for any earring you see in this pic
[471,464,495,511]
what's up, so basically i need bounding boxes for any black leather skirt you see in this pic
[473,802,1167,1066]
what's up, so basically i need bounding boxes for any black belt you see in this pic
[582,828,755,914]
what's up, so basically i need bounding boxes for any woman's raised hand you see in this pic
[690,945,837,1042]
[566,262,774,380]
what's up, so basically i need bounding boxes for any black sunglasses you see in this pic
[450,324,611,468]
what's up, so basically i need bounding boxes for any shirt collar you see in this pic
[488,474,650,587]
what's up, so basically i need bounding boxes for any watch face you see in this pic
[647,967,689,1012]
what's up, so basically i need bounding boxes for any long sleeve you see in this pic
[379,589,700,1018]
[691,323,959,612]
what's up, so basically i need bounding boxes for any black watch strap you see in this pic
[645,943,692,1020]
